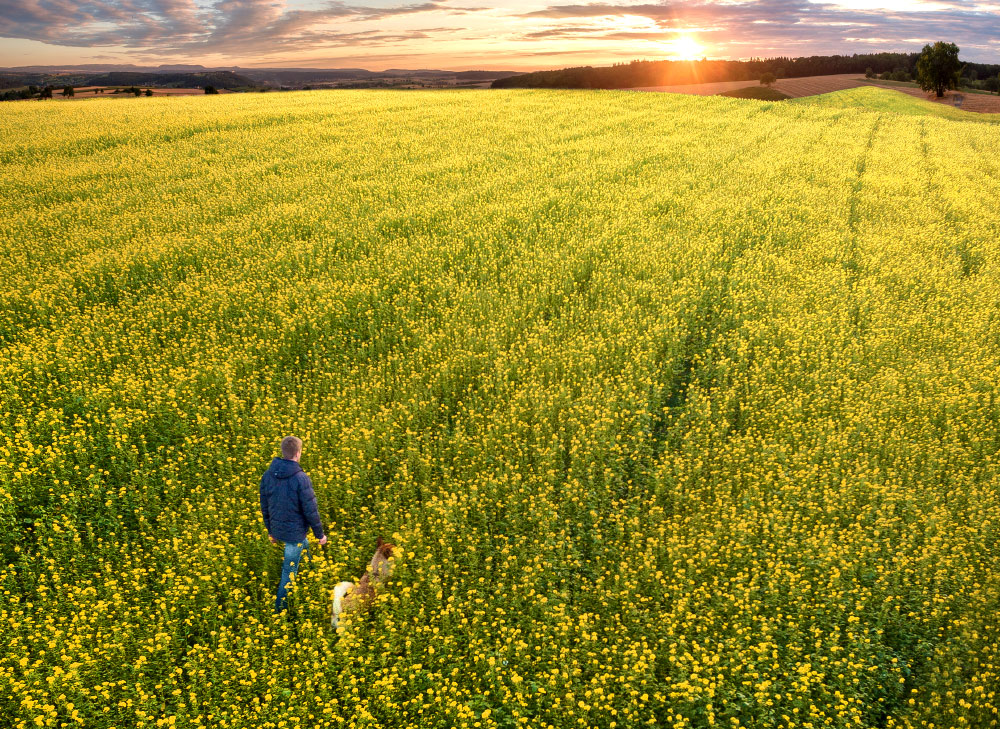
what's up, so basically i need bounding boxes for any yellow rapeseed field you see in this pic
[1,87,998,729]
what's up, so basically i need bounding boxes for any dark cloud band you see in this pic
[0,0,453,53]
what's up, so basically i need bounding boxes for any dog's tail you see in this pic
[332,581,354,628]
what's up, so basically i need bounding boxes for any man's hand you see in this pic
[318,535,328,547]
[269,534,277,545]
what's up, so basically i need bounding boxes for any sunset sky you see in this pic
[1,0,998,70]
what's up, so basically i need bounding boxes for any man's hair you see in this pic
[281,435,302,459]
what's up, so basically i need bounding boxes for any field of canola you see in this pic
[1,87,999,729]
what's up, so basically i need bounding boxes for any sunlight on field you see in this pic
[2,88,999,728]
[792,85,1000,121]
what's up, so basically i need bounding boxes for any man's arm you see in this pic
[259,476,271,535]
[298,474,325,540]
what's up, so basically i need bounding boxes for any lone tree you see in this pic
[986,75,1000,94]
[204,85,219,95]
[916,41,961,98]
[760,72,776,87]
[62,85,74,97]
[144,88,153,96]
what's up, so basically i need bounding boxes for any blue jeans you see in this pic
[274,539,309,613]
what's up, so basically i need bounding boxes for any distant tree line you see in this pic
[958,64,1000,93]
[0,84,62,101]
[0,70,257,97]
[491,52,1000,91]
[0,84,157,102]
[82,70,253,89]
[1,85,47,101]
[864,44,1000,95]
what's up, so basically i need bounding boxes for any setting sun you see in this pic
[669,34,706,60]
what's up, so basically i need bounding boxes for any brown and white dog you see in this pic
[332,537,395,628]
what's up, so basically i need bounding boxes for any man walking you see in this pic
[259,435,327,613]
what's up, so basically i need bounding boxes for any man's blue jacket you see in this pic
[259,457,324,543]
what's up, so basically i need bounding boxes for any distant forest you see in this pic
[0,67,520,99]
[0,70,254,93]
[491,53,1000,89]
[82,71,255,88]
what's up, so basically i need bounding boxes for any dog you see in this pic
[332,537,396,628]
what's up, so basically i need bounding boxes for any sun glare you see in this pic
[670,34,705,60]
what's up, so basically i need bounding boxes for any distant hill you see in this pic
[0,64,523,91]
[455,70,520,81]
[0,68,257,90]
[236,67,521,87]
[82,70,255,89]
[492,53,1000,90]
